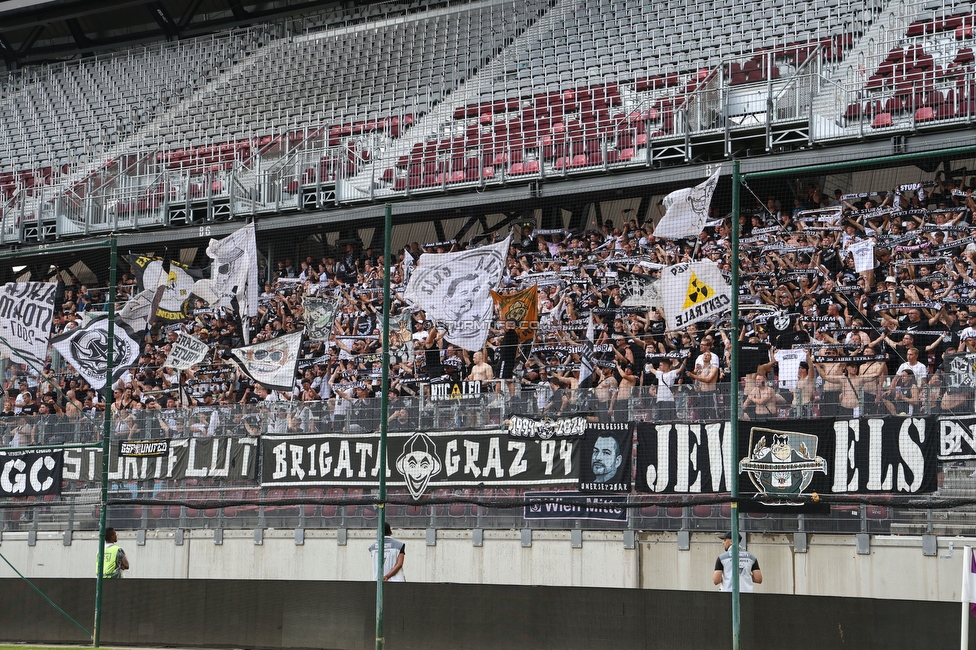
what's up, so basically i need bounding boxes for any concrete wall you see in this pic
[0,578,972,650]
[0,528,969,601]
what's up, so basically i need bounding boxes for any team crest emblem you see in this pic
[739,427,827,505]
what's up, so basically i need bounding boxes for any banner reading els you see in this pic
[262,430,579,499]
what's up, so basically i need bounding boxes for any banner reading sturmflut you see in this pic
[60,437,257,483]
[0,282,58,368]
[261,429,580,499]
[660,260,731,329]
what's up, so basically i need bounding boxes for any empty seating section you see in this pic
[5,0,959,226]
[845,1,976,129]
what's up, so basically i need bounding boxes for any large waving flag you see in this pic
[654,169,721,240]
[0,282,58,368]
[403,235,511,351]
[660,260,731,329]
[491,285,539,344]
[231,329,303,391]
[51,316,142,390]
[192,223,259,338]
[127,254,203,321]
[303,296,340,341]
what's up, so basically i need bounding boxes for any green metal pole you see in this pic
[93,234,118,647]
[375,204,392,650]
[730,160,742,650]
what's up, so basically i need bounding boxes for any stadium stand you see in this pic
[5,0,976,541]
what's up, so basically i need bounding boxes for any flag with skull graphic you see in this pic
[191,223,259,339]
[50,316,142,390]
[231,329,303,391]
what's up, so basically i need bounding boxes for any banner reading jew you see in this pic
[0,449,63,497]
[261,429,579,499]
[58,437,257,483]
[634,418,937,499]
[578,422,633,493]
[403,235,511,351]
[660,260,731,329]
[50,316,142,390]
[231,329,303,391]
[0,281,58,368]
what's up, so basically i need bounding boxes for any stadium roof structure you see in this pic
[0,0,380,67]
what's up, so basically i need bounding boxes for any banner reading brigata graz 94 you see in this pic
[635,417,938,498]
[262,430,579,499]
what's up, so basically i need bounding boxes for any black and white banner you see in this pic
[937,415,976,460]
[62,437,257,483]
[164,332,210,370]
[0,449,63,497]
[402,235,511,351]
[231,329,303,391]
[192,224,258,339]
[119,440,170,457]
[617,270,663,311]
[303,296,340,341]
[163,332,210,370]
[635,418,937,498]
[578,422,633,493]
[50,316,142,390]
[261,429,579,498]
[506,415,588,439]
[0,281,58,368]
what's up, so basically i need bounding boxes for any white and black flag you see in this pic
[654,169,721,240]
[0,281,58,368]
[231,329,303,391]
[163,332,210,371]
[303,296,340,341]
[403,235,511,351]
[50,316,142,390]
[0,450,63,497]
[192,223,259,339]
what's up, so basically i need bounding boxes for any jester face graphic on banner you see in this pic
[739,427,827,505]
[396,432,443,500]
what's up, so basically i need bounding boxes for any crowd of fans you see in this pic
[3,168,976,446]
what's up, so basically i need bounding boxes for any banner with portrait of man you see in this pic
[578,422,633,493]
[491,284,538,344]
[403,235,511,351]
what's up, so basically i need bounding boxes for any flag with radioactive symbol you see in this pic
[660,260,732,329]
